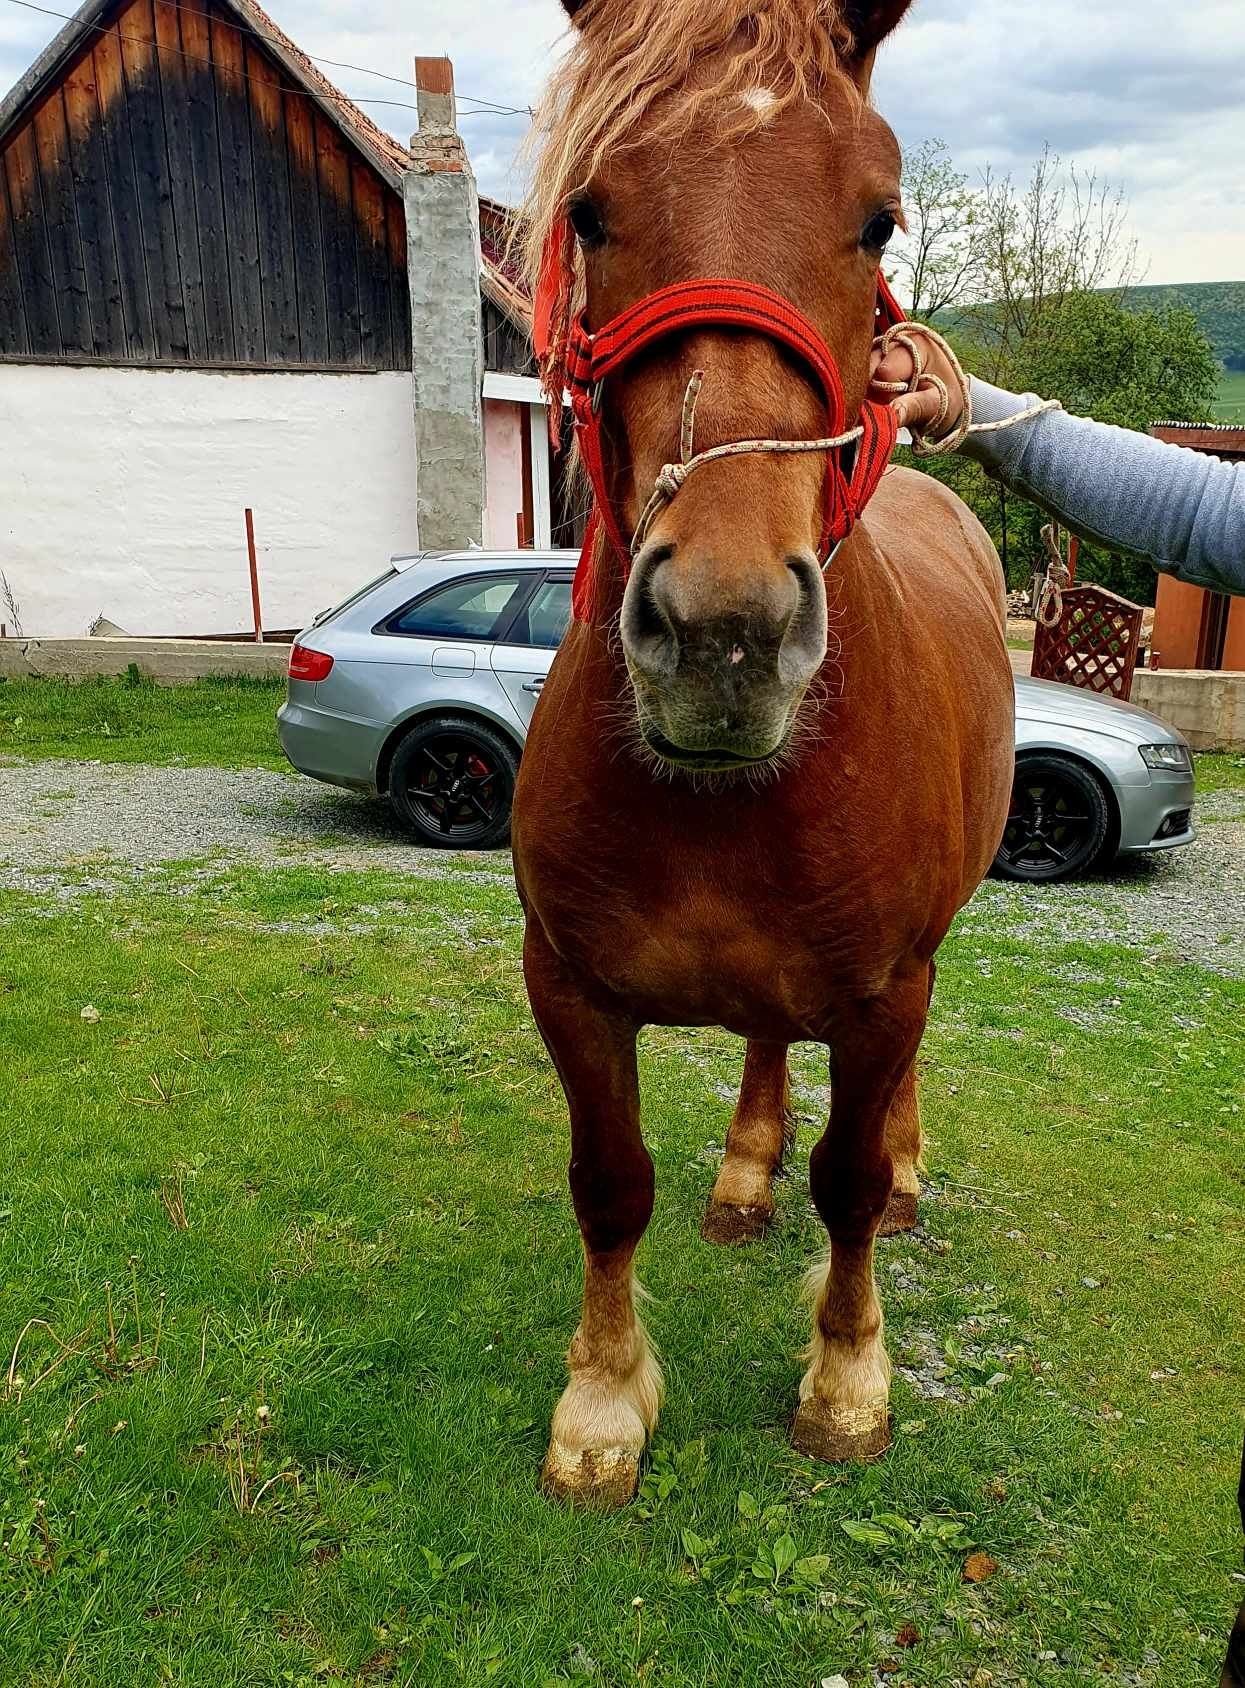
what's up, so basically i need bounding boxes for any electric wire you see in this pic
[0,0,534,121]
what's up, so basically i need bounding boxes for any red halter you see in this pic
[534,226,906,622]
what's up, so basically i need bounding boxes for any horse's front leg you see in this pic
[702,1040,793,1244]
[524,924,662,1509]
[793,969,930,1463]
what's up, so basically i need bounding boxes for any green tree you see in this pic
[888,139,982,319]
[1014,293,1220,433]
[900,149,1221,604]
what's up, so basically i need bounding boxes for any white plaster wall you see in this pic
[0,364,420,637]
[483,397,525,551]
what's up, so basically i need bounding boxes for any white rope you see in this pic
[1036,522,1073,628]
[629,319,1062,557]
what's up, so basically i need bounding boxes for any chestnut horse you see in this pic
[512,0,1014,1506]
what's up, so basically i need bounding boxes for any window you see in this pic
[385,574,526,642]
[507,578,574,649]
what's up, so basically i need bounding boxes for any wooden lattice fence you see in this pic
[1031,583,1145,701]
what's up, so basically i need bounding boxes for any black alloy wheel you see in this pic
[993,753,1113,884]
[389,717,518,850]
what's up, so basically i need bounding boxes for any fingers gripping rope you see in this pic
[628,322,1061,557]
[870,325,966,454]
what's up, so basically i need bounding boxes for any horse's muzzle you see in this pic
[620,544,828,768]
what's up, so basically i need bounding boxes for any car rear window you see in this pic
[384,574,527,641]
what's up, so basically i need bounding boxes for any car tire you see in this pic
[388,717,518,850]
[993,753,1113,884]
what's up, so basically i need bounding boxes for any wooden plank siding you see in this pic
[282,87,329,363]
[386,195,411,370]
[152,0,208,359]
[0,0,410,369]
[313,111,359,367]
[244,43,300,364]
[175,0,234,360]
[91,18,157,357]
[117,0,189,359]
[0,162,30,355]
[62,52,127,356]
[3,123,61,350]
[209,10,263,362]
[31,90,93,354]
[351,159,393,370]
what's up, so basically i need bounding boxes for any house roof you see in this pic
[0,0,407,188]
[0,0,529,329]
[229,0,412,182]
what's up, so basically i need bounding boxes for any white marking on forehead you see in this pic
[740,86,778,120]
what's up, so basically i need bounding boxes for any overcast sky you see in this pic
[3,0,1242,286]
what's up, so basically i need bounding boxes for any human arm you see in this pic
[869,338,1245,597]
[963,378,1245,597]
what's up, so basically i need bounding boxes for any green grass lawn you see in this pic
[0,852,1241,1686]
[4,675,1245,801]
[1196,752,1245,795]
[1213,368,1245,422]
[0,673,288,771]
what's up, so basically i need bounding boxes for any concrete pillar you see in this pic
[405,57,484,551]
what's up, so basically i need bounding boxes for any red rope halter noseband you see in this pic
[534,223,906,622]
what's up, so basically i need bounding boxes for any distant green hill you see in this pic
[1120,280,1245,368]
[934,279,1245,421]
[1214,368,1245,422]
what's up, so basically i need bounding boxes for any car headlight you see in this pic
[1139,742,1192,772]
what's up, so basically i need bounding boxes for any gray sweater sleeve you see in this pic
[960,378,1245,597]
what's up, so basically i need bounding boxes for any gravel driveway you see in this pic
[1,757,1242,973]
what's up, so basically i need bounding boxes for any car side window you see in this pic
[506,578,574,649]
[385,574,526,641]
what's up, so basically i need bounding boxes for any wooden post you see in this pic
[516,511,530,549]
[245,508,264,643]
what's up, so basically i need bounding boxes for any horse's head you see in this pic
[532,0,913,772]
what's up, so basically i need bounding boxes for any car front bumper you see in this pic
[1115,764,1197,855]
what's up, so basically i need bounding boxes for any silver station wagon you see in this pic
[277,549,1197,883]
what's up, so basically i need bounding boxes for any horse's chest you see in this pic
[528,850,871,1037]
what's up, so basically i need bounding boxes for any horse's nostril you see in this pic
[621,542,679,680]
[778,552,830,688]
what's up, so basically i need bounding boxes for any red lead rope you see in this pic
[533,224,907,622]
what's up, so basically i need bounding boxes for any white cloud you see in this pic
[2,0,1241,282]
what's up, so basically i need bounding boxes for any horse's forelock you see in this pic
[518,0,863,309]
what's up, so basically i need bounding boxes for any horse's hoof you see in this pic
[701,1201,771,1245]
[540,1441,640,1509]
[878,1190,919,1236]
[791,1399,891,1464]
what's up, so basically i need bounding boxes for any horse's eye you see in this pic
[569,195,606,247]
[862,210,897,252]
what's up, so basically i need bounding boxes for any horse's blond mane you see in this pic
[520,0,862,302]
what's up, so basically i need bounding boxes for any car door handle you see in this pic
[523,679,545,694]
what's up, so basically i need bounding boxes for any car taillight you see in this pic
[288,644,334,682]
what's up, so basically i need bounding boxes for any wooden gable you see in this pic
[0,0,412,370]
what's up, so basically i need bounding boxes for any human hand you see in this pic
[869,327,966,441]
